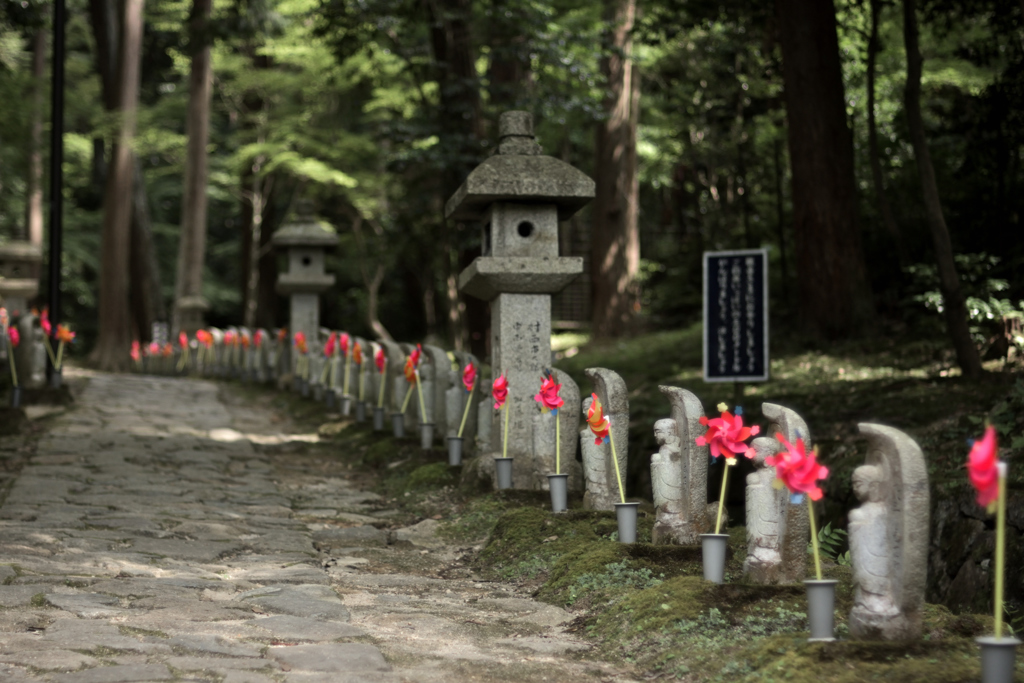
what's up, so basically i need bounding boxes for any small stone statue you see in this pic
[650,386,711,544]
[742,402,811,584]
[848,423,929,640]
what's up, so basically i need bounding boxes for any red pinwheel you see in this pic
[492,373,508,409]
[533,373,564,412]
[148,341,160,356]
[254,330,264,348]
[340,332,350,357]
[294,331,308,355]
[130,340,141,362]
[587,394,610,445]
[40,308,51,337]
[179,332,189,349]
[967,426,1000,510]
[462,363,476,393]
[767,436,829,501]
[224,330,236,346]
[8,327,20,348]
[696,404,760,463]
[374,347,386,373]
[325,332,337,357]
[403,355,417,383]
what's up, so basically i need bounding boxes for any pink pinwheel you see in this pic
[254,330,264,348]
[374,347,386,373]
[179,332,189,349]
[696,405,760,462]
[533,373,564,412]
[147,341,160,356]
[325,332,337,357]
[340,332,350,357]
[409,344,422,368]
[294,331,308,355]
[130,340,141,362]
[587,394,610,445]
[462,363,476,393]
[40,308,51,337]
[492,373,508,409]
[8,327,19,348]
[224,330,236,346]
[767,436,829,501]
[967,426,1000,510]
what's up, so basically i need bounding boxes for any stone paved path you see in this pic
[0,372,639,683]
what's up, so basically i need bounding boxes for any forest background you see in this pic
[0,0,1022,372]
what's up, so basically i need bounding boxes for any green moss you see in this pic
[736,633,982,683]
[405,463,457,492]
[30,593,47,607]
[364,439,399,467]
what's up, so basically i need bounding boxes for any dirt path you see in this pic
[0,370,638,683]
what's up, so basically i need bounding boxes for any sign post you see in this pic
[703,249,769,403]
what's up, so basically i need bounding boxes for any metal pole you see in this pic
[47,0,65,381]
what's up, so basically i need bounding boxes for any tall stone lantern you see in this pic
[446,111,595,477]
[272,202,338,357]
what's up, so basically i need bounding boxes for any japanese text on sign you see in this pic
[703,249,769,382]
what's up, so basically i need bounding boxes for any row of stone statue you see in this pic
[130,326,930,642]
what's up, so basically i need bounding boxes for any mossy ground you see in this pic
[220,327,1023,682]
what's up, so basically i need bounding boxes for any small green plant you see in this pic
[566,560,664,606]
[810,522,849,565]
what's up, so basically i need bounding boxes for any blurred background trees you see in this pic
[0,0,1021,370]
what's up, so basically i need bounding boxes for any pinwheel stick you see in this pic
[502,402,510,459]
[55,341,66,371]
[555,414,561,475]
[608,422,625,504]
[358,361,366,401]
[6,336,18,387]
[995,468,1007,638]
[400,382,415,413]
[415,369,427,422]
[177,344,189,372]
[320,358,331,384]
[377,359,387,408]
[343,354,351,396]
[457,382,474,438]
[43,335,56,366]
[714,463,731,534]
[807,495,822,581]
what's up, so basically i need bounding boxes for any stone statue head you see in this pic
[852,464,885,503]
[654,419,679,448]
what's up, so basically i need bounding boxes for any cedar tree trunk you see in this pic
[776,0,874,337]
[903,0,983,377]
[592,0,640,338]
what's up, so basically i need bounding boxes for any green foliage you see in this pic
[812,522,851,566]
[565,560,663,606]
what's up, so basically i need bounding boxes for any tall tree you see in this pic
[89,0,164,342]
[591,0,640,338]
[902,0,983,377]
[172,0,214,335]
[92,0,144,370]
[25,23,45,247]
[776,0,873,337]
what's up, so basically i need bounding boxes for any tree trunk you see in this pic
[129,155,165,342]
[902,0,983,377]
[172,0,213,334]
[867,0,904,262]
[93,0,144,371]
[25,26,46,247]
[776,0,873,337]
[592,0,640,339]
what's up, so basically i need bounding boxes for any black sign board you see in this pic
[703,249,769,382]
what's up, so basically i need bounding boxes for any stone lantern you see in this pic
[446,111,595,484]
[272,202,338,355]
[0,241,43,316]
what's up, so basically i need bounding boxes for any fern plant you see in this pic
[808,522,850,566]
